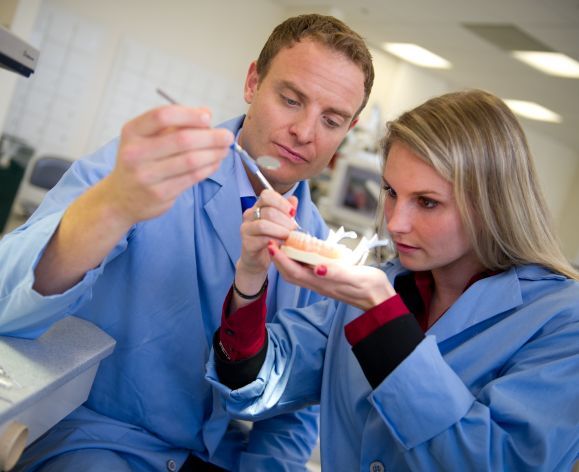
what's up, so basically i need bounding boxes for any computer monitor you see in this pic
[319,151,383,236]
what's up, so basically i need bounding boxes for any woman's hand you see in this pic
[268,241,396,311]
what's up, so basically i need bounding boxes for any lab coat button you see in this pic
[166,459,177,471]
[370,461,384,472]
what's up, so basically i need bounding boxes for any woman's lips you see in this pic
[395,241,419,254]
[274,143,307,163]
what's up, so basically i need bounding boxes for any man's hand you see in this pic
[34,105,232,295]
[103,105,233,226]
[231,190,298,311]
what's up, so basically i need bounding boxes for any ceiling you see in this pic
[270,0,579,155]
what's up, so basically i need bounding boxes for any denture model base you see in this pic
[281,227,378,266]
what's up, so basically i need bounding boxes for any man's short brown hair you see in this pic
[256,14,374,117]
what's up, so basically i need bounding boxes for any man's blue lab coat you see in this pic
[0,116,325,471]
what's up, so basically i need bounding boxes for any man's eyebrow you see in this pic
[326,106,353,120]
[279,81,308,103]
[279,80,354,120]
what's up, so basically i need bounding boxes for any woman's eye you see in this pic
[382,184,396,198]
[419,197,438,209]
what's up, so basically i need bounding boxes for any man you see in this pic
[0,14,373,471]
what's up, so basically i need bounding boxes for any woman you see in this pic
[207,90,579,471]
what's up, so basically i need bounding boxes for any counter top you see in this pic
[0,316,115,469]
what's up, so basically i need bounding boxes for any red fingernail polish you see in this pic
[289,207,296,217]
[316,266,327,276]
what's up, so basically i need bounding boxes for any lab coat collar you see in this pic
[203,115,246,266]
[203,172,317,269]
[208,114,244,190]
[201,115,321,267]
[428,268,522,342]
[384,261,560,343]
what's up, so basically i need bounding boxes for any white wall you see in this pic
[0,0,42,132]
[525,131,579,252]
[558,166,579,263]
[356,50,579,259]
[46,0,285,158]
[530,131,579,213]
[2,0,578,259]
[1,0,285,158]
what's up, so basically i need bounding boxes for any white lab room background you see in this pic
[1,0,578,264]
[1,1,579,469]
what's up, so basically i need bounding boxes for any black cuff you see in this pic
[351,314,424,389]
[213,330,268,390]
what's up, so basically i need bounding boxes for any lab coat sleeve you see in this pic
[239,407,319,471]
[212,298,324,470]
[369,317,579,470]
[207,298,340,420]
[209,291,325,469]
[236,218,328,470]
[0,139,129,337]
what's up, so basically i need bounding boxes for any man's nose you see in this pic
[289,111,316,144]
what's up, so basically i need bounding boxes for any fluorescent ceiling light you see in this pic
[512,51,579,78]
[382,43,451,69]
[504,99,562,123]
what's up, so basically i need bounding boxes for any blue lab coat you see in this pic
[207,260,579,471]
[0,116,326,471]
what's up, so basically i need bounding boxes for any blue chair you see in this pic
[13,155,73,217]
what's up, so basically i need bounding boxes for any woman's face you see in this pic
[383,141,481,279]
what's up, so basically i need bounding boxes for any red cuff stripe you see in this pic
[344,295,410,346]
[219,285,268,361]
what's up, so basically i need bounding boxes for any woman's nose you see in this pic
[386,202,412,234]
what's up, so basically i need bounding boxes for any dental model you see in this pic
[281,227,388,266]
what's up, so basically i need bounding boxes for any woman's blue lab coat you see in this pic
[0,117,327,471]
[208,260,579,471]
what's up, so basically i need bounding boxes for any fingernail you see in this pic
[200,112,211,125]
[289,207,296,217]
[315,265,327,276]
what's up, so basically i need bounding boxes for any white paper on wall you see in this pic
[87,38,246,151]
[3,5,246,160]
[3,4,104,158]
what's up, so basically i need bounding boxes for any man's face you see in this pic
[239,39,366,193]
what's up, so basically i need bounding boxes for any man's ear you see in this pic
[348,117,359,130]
[243,61,259,104]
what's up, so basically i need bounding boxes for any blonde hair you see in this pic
[381,89,578,280]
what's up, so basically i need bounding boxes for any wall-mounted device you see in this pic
[0,24,39,78]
